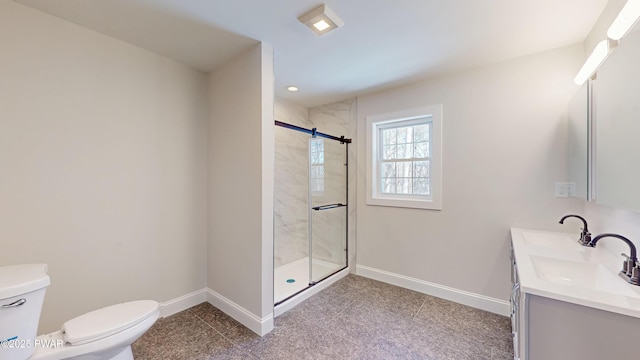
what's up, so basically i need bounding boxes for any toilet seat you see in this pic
[30,300,159,360]
[63,300,158,345]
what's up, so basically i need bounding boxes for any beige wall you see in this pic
[0,0,209,333]
[207,43,274,332]
[356,45,586,301]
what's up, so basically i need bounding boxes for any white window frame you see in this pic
[366,105,442,210]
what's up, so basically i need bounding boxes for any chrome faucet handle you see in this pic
[584,231,592,246]
[621,253,635,277]
[631,266,640,286]
[579,230,593,246]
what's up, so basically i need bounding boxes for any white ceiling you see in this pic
[16,0,608,107]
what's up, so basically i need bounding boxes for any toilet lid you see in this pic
[62,300,158,345]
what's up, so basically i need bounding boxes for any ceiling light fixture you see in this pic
[574,39,612,85]
[607,0,640,40]
[286,85,299,92]
[298,4,344,36]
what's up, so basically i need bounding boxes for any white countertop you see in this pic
[511,227,640,318]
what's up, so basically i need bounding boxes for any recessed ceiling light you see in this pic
[298,4,344,36]
[286,85,299,92]
[313,20,331,32]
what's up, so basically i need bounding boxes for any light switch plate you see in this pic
[555,182,576,197]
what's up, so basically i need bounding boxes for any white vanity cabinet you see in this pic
[510,228,640,360]
[509,246,523,360]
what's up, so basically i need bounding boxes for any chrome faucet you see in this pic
[589,233,640,286]
[559,214,592,247]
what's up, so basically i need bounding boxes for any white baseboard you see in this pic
[159,287,274,336]
[206,289,274,336]
[159,264,508,337]
[274,267,349,317]
[355,265,510,316]
[159,288,207,318]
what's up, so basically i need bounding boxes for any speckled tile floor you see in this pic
[132,275,513,360]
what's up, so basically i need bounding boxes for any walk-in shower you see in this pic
[273,120,351,305]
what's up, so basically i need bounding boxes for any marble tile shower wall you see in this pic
[273,97,357,269]
[274,98,310,268]
[274,126,309,267]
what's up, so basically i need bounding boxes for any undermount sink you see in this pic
[520,231,580,249]
[529,255,639,298]
[519,231,591,261]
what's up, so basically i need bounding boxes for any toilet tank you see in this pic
[0,264,51,360]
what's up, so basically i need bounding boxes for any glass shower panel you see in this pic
[310,138,347,283]
[273,126,310,304]
[310,206,346,283]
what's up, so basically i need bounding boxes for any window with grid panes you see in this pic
[310,138,324,193]
[379,120,431,196]
[366,105,442,210]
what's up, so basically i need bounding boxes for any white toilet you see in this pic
[0,264,159,360]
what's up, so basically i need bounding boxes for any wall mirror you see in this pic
[567,81,590,201]
[592,29,640,212]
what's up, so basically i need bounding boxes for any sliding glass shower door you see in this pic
[273,121,349,305]
[309,137,347,284]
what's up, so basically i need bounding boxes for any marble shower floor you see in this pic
[132,275,513,360]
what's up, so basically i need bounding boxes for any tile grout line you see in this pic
[186,308,260,359]
[296,300,368,354]
[336,298,357,315]
[412,298,426,321]
[187,308,238,337]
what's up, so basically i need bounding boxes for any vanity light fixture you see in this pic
[298,4,344,36]
[607,0,640,40]
[286,85,299,92]
[574,39,612,85]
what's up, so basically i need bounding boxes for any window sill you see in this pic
[366,196,442,210]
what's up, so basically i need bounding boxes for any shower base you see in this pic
[274,257,342,304]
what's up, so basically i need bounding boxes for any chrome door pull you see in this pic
[1,299,26,308]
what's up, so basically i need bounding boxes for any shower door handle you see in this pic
[312,203,346,211]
